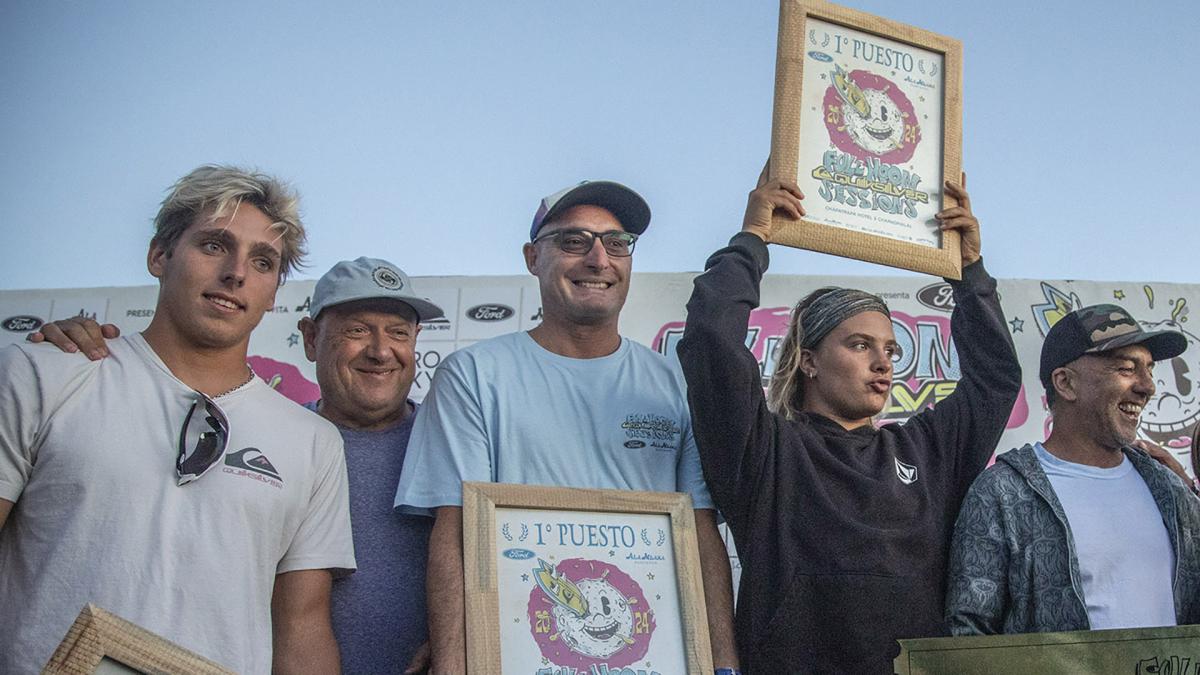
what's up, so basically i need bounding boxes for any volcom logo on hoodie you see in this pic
[895,457,918,485]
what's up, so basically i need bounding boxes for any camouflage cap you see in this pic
[1039,304,1187,388]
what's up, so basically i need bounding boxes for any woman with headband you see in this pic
[677,169,1021,673]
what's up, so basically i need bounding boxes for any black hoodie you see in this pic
[677,233,1021,673]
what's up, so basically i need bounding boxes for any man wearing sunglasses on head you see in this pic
[0,166,355,674]
[393,181,738,674]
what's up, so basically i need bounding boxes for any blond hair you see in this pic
[151,165,307,282]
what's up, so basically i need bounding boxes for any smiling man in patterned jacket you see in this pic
[947,304,1200,635]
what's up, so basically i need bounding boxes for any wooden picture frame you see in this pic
[770,0,964,278]
[43,604,234,674]
[462,482,713,674]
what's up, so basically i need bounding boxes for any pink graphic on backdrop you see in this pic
[526,558,654,669]
[653,305,1029,434]
[823,69,920,164]
[248,356,320,405]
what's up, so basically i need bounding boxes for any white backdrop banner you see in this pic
[3,272,1196,586]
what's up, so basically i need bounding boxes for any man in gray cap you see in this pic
[297,256,443,673]
[394,181,739,673]
[32,255,444,673]
[947,304,1200,635]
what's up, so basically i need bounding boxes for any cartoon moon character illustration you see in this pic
[533,559,634,659]
[527,558,654,668]
[1140,320,1200,458]
[823,67,920,164]
[551,577,635,658]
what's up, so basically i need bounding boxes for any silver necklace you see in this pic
[215,365,255,398]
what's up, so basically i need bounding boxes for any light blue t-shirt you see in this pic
[395,331,713,513]
[1035,443,1177,629]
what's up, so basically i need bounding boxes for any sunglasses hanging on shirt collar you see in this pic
[176,392,230,486]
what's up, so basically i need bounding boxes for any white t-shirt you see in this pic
[0,335,355,674]
[395,331,714,513]
[1035,443,1177,630]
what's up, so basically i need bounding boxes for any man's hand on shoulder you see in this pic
[1136,439,1196,489]
[27,317,120,360]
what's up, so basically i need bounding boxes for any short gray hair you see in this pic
[152,165,307,282]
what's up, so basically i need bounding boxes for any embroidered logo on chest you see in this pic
[895,457,918,485]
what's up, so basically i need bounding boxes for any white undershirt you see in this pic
[1035,443,1177,630]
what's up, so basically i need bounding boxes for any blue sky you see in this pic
[2,1,1197,290]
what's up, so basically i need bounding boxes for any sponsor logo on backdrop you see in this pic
[466,304,514,322]
[2,315,44,332]
[125,309,154,318]
[411,348,443,393]
[916,282,955,312]
[420,316,452,333]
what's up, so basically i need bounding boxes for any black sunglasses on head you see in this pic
[176,392,230,486]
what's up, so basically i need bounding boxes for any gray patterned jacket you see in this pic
[945,443,1200,635]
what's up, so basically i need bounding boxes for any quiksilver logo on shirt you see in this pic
[223,448,283,489]
[895,457,918,485]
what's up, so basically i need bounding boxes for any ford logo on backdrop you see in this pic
[808,51,833,62]
[467,304,515,322]
[916,283,955,312]
[503,548,536,560]
[2,315,43,332]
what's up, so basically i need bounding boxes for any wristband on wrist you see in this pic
[714,669,742,675]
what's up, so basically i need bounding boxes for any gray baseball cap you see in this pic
[529,180,651,240]
[309,257,444,322]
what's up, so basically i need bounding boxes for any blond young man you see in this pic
[0,166,354,674]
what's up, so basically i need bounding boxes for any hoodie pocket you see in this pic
[754,571,938,674]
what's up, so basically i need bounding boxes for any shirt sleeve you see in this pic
[675,395,715,510]
[277,426,356,576]
[394,350,491,514]
[0,346,43,503]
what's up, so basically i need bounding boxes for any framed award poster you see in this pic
[770,0,964,278]
[462,482,713,674]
